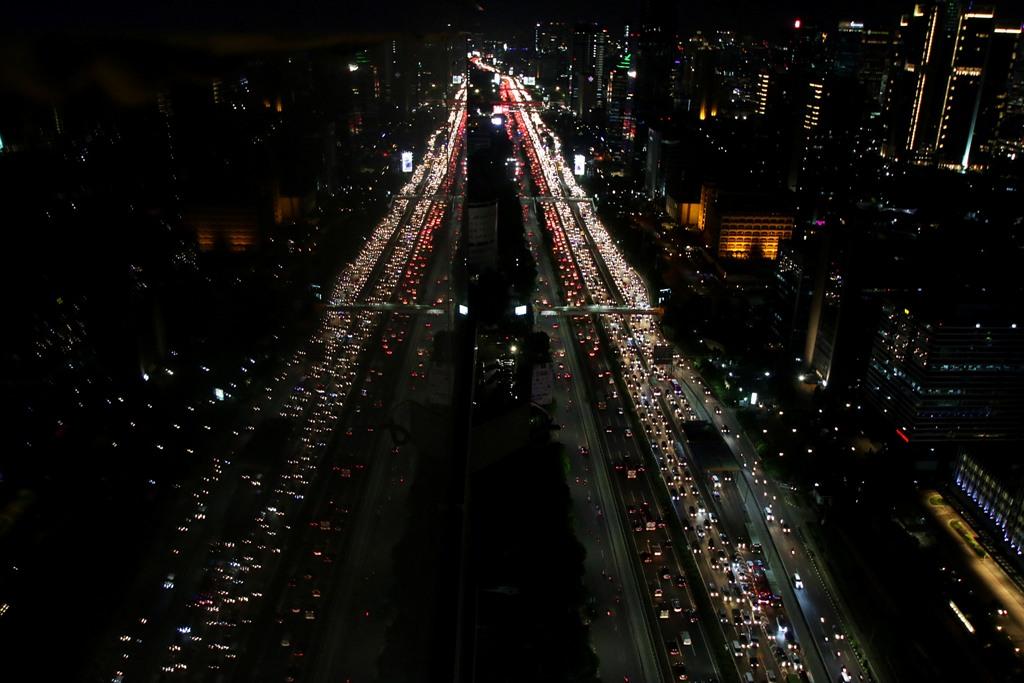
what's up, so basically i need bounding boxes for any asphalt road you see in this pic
[99,97,466,683]
[504,69,870,683]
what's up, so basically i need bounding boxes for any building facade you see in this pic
[865,300,1024,442]
[953,448,1024,558]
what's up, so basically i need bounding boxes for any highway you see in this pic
[523,191,666,683]
[101,88,467,683]
[502,68,871,683]
[97,61,872,683]
[508,72,717,683]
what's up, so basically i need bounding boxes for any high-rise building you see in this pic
[953,447,1024,559]
[790,79,826,193]
[644,125,682,200]
[831,21,894,106]
[535,21,571,100]
[885,2,947,162]
[865,299,1024,442]
[755,72,771,116]
[860,28,896,106]
[991,31,1024,161]
[772,242,818,356]
[934,10,1022,170]
[570,23,608,120]
[631,23,673,131]
[884,2,1021,169]
[606,52,637,149]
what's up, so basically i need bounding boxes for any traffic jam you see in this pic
[502,69,813,682]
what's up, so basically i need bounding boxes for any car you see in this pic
[672,663,689,680]
[685,608,698,623]
[659,601,671,619]
[578,446,590,457]
[625,428,633,437]
[674,573,687,588]
[793,573,804,589]
[660,566,673,580]
[640,551,653,564]
[653,586,664,599]
[667,639,681,657]
[671,598,683,613]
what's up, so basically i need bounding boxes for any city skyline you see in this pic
[1,3,1023,682]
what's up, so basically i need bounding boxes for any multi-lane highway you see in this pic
[102,88,467,683]
[502,68,871,683]
[98,60,871,683]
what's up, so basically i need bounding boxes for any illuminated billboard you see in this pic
[401,151,413,173]
[523,76,536,86]
[573,153,585,176]
[452,74,464,84]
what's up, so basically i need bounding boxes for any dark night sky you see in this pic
[3,0,907,35]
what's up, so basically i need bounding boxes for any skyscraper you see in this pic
[934,9,1021,170]
[885,2,946,161]
[865,299,1024,442]
[570,23,608,120]
[606,52,637,149]
[534,21,571,100]
[885,2,1021,169]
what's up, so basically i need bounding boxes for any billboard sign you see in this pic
[401,151,413,173]
[523,76,536,86]
[573,153,585,176]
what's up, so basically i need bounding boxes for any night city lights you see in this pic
[0,1,1023,682]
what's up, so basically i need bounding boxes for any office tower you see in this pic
[632,23,672,130]
[885,2,1020,169]
[772,243,818,356]
[953,448,1024,557]
[790,79,826,193]
[569,23,608,121]
[534,21,571,98]
[934,9,1012,169]
[991,31,1024,161]
[865,299,1024,442]
[885,3,947,161]
[832,21,894,107]
[606,52,637,149]
[860,28,896,106]
[755,72,770,115]
[644,125,682,200]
